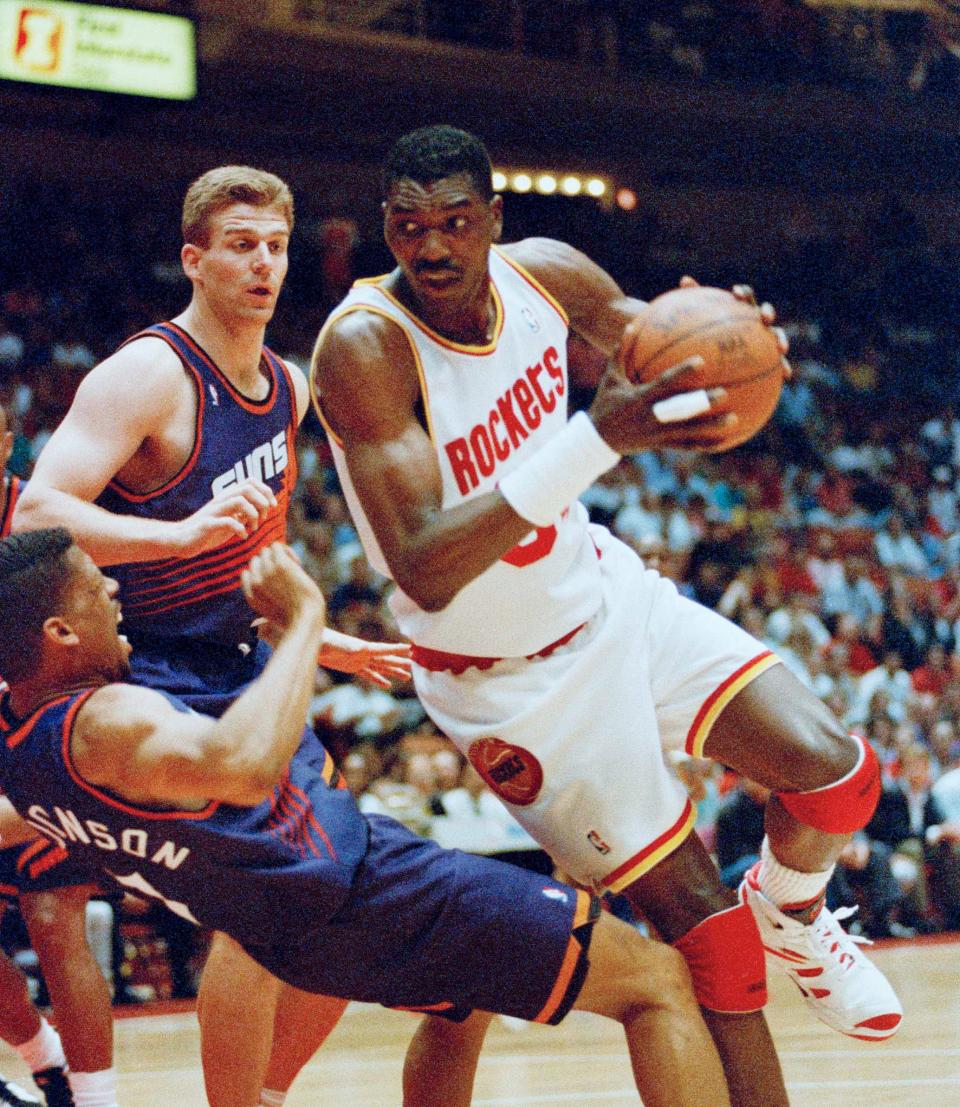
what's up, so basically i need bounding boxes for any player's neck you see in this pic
[6,674,105,723]
[175,302,270,396]
[394,273,495,346]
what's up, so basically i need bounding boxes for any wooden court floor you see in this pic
[0,936,956,1105]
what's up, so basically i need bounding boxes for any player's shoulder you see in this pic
[84,331,185,397]
[315,301,417,374]
[500,237,587,279]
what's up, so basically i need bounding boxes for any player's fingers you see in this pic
[642,356,706,397]
[781,356,793,381]
[237,478,278,509]
[732,283,757,305]
[679,274,700,288]
[236,483,275,519]
[772,325,789,355]
[222,495,259,528]
[652,387,728,425]
[361,671,392,689]
[657,411,739,448]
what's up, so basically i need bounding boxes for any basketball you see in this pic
[623,286,784,452]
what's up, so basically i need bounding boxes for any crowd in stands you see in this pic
[381,1,960,99]
[3,162,960,1003]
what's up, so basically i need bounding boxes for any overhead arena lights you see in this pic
[494,168,613,202]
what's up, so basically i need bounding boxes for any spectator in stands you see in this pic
[830,833,908,939]
[852,649,914,727]
[875,512,929,575]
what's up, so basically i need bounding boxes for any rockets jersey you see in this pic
[0,687,368,942]
[0,475,22,538]
[96,323,298,648]
[317,247,604,657]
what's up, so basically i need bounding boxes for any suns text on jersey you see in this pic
[211,429,289,497]
[26,805,191,871]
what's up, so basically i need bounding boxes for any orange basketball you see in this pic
[623,286,784,452]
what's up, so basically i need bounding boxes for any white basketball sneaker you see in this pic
[740,863,902,1041]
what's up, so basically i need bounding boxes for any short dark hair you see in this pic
[382,125,493,201]
[0,528,75,682]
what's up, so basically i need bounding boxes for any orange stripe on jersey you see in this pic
[371,279,505,355]
[533,931,582,1024]
[600,800,697,894]
[5,693,77,750]
[130,493,289,584]
[493,246,570,328]
[60,692,220,822]
[15,837,50,871]
[107,336,206,504]
[311,304,437,448]
[123,578,250,620]
[28,845,70,879]
[684,652,782,759]
[121,517,286,607]
[572,888,592,931]
[168,324,279,415]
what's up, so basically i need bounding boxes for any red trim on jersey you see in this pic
[120,517,286,608]
[4,693,77,750]
[599,799,695,890]
[108,329,206,503]
[124,493,289,584]
[166,323,279,415]
[289,780,338,861]
[121,521,286,617]
[0,476,21,538]
[61,692,220,822]
[16,837,52,872]
[411,621,586,674]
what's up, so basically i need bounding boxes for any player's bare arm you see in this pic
[0,795,41,847]
[72,545,326,808]
[15,339,277,566]
[314,312,551,611]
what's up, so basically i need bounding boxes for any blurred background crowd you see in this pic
[3,0,960,1001]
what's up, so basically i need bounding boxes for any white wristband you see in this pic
[499,412,621,527]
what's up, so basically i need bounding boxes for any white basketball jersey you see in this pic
[318,247,604,656]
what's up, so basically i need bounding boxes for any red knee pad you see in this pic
[672,903,767,1013]
[777,733,880,834]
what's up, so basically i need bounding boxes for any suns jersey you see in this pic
[0,475,22,538]
[0,688,368,941]
[317,247,604,657]
[96,323,298,648]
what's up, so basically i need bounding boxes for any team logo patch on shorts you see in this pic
[468,737,544,806]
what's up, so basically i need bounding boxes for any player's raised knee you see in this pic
[777,732,880,835]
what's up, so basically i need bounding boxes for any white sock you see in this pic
[259,1090,287,1107]
[758,837,834,912]
[67,1068,118,1107]
[14,1017,67,1073]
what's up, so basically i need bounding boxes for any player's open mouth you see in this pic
[248,286,272,297]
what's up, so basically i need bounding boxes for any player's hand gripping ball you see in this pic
[622,286,785,452]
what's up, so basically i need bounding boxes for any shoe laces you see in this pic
[810,904,871,971]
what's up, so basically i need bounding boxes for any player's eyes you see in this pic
[450,216,468,231]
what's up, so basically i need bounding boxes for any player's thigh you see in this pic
[702,663,855,790]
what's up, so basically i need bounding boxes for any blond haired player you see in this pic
[14,167,409,1106]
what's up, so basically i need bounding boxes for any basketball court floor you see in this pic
[0,935,955,1105]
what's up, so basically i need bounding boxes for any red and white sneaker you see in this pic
[740,863,902,1041]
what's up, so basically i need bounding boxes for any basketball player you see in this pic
[13,168,408,1105]
[309,125,903,1106]
[0,529,732,1107]
[1,408,112,1107]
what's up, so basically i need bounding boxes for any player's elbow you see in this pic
[10,487,51,533]
[392,567,456,612]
